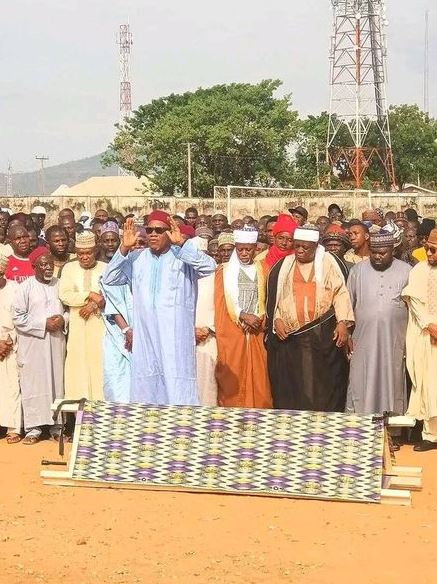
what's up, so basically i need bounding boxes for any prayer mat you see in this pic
[62,401,385,503]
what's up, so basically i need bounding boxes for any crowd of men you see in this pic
[0,202,436,452]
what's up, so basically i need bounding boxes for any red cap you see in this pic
[29,246,50,266]
[273,214,299,236]
[147,210,171,228]
[180,224,195,239]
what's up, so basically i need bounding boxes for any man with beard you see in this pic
[97,221,120,263]
[266,227,354,412]
[346,232,411,418]
[59,232,106,401]
[5,225,34,283]
[215,227,272,408]
[13,248,67,444]
[46,225,73,277]
[102,211,216,405]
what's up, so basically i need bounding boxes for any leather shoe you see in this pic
[413,440,437,452]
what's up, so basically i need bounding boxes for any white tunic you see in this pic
[13,277,67,429]
[0,280,21,431]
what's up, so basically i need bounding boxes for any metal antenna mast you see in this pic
[424,9,430,114]
[117,23,133,176]
[117,23,133,125]
[6,161,13,197]
[326,0,396,190]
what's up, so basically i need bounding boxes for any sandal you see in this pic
[51,433,71,443]
[22,435,40,445]
[6,433,21,444]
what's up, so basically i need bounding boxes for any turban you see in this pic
[233,227,258,244]
[180,224,195,239]
[101,221,119,235]
[273,214,299,236]
[147,210,171,228]
[294,227,320,243]
[369,231,395,248]
[75,231,97,249]
[29,246,50,266]
[321,224,350,247]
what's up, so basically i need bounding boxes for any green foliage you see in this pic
[103,80,299,196]
[388,105,437,189]
[103,81,437,193]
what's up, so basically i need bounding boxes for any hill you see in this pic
[0,154,119,196]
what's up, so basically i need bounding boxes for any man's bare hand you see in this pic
[274,318,288,341]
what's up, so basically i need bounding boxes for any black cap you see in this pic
[288,206,308,221]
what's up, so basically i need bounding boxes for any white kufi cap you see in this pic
[294,227,320,243]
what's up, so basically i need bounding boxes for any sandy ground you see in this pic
[1,439,437,584]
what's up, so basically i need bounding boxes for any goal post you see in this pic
[213,185,371,222]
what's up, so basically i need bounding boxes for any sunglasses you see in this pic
[145,227,169,235]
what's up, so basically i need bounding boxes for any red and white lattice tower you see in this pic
[326,0,396,190]
[117,23,133,125]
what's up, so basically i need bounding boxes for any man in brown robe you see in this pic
[215,227,272,408]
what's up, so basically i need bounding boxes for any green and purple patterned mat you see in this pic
[72,401,385,503]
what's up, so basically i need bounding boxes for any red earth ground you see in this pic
[0,439,436,584]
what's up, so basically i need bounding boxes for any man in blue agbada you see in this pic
[102,211,216,405]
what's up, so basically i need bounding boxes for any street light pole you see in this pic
[35,155,49,196]
[187,142,192,198]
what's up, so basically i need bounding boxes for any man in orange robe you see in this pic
[214,227,272,408]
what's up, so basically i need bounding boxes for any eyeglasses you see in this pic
[145,227,168,235]
[425,245,437,255]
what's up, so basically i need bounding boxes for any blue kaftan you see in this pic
[102,240,216,405]
[100,281,133,403]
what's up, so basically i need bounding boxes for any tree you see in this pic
[388,105,437,189]
[102,80,299,196]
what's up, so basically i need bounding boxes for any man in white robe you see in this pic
[195,273,218,406]
[13,249,68,444]
[402,228,437,451]
[59,231,106,401]
[0,254,21,442]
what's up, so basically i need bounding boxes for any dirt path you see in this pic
[1,440,436,584]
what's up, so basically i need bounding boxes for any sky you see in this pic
[1,0,435,172]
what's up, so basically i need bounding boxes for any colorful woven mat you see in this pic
[72,401,384,503]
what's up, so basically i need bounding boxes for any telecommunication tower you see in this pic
[424,10,430,114]
[326,0,396,189]
[117,23,133,125]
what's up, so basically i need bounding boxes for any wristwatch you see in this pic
[121,326,131,334]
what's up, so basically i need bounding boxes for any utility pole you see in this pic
[187,142,192,198]
[35,155,49,196]
[424,9,430,114]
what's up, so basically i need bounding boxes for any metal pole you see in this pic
[35,155,49,196]
[187,142,192,198]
